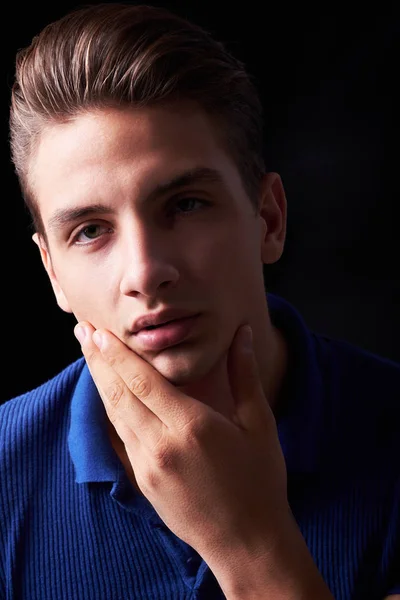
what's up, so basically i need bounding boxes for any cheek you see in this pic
[196,222,241,263]
[57,266,115,326]
[214,226,263,304]
[191,229,255,312]
[202,222,258,273]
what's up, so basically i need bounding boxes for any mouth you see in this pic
[133,315,200,351]
[141,319,176,331]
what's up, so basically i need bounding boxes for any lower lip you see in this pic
[134,315,199,351]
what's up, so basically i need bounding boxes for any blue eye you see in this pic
[73,224,111,244]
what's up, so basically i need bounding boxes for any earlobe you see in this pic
[32,233,73,314]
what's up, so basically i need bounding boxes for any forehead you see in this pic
[29,104,244,221]
[32,104,230,177]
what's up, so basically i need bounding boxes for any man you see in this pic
[1,4,399,599]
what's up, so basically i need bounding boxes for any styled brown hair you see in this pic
[10,3,266,247]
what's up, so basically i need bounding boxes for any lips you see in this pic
[131,309,198,334]
[142,320,175,331]
[133,314,199,351]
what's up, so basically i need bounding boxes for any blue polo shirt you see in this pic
[1,293,399,600]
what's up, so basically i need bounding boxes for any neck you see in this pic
[178,322,288,420]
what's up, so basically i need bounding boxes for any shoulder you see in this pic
[315,329,400,373]
[313,331,400,405]
[0,357,86,451]
[312,332,400,471]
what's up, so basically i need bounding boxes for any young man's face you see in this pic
[30,102,287,407]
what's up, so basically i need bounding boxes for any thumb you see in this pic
[228,325,272,433]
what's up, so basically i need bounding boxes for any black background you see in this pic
[2,1,399,404]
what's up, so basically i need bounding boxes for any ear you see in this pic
[258,172,287,265]
[32,233,73,313]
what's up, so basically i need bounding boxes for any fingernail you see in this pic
[92,331,104,349]
[74,325,88,345]
[241,326,253,350]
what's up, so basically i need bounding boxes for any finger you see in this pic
[91,327,202,430]
[74,322,162,448]
[228,325,275,434]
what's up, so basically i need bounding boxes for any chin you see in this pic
[151,347,210,387]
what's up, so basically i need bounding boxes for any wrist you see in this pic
[207,511,334,600]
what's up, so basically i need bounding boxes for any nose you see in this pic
[118,228,180,297]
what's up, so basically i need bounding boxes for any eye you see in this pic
[171,197,209,216]
[72,223,112,244]
[70,198,209,246]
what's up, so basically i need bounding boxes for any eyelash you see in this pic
[71,197,210,246]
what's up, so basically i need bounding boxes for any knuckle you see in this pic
[106,353,118,369]
[182,413,209,442]
[138,468,160,494]
[126,373,151,398]
[104,379,125,408]
[153,442,177,471]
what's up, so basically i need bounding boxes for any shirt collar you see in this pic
[68,293,325,483]
[68,361,119,483]
[268,293,325,474]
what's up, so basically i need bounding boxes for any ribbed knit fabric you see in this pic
[1,293,399,600]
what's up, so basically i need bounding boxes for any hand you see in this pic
[74,321,290,570]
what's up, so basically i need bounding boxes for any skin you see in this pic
[30,102,289,484]
[27,102,395,599]
[72,317,334,599]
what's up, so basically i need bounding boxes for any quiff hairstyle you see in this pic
[10,3,266,247]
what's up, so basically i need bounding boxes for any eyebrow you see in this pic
[47,166,224,235]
